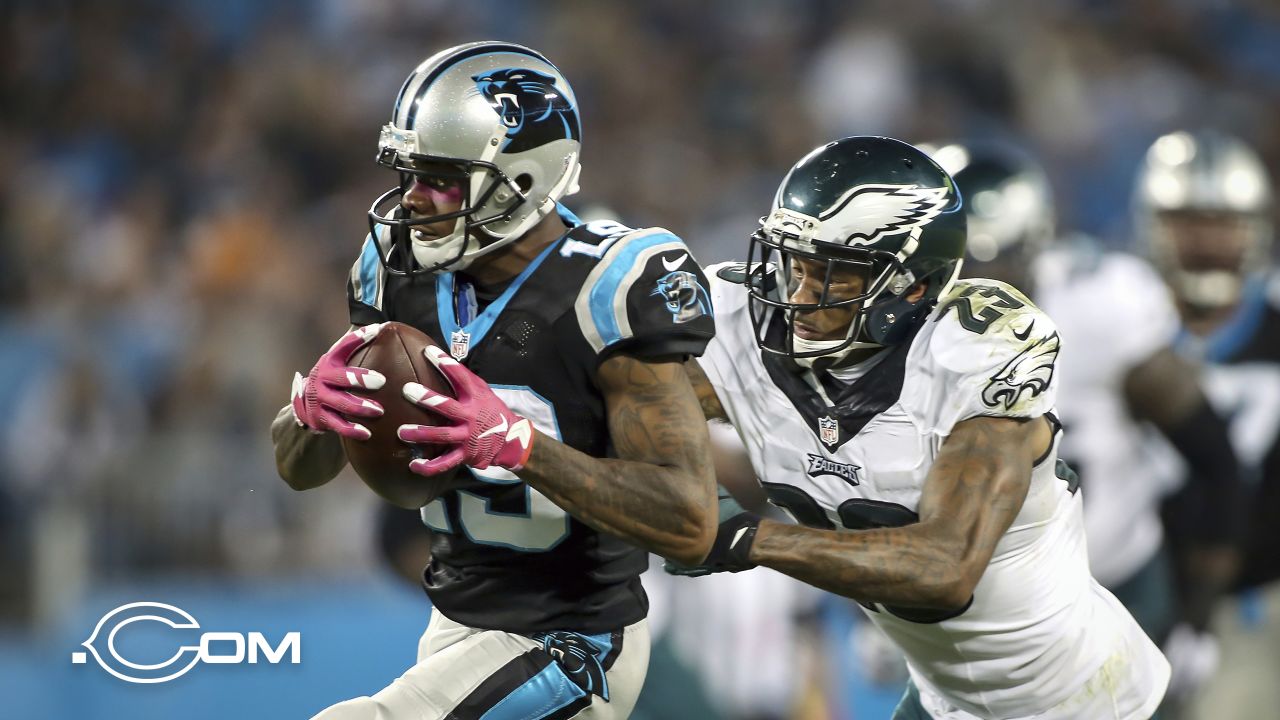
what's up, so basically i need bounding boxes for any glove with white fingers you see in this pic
[398,345,535,475]
[290,324,386,440]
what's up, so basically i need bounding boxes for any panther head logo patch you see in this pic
[473,68,581,153]
[532,631,610,700]
[981,332,1060,411]
[652,270,711,324]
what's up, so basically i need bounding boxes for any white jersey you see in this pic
[1033,247,1181,587]
[699,265,1169,719]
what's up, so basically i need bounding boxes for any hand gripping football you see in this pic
[340,322,463,508]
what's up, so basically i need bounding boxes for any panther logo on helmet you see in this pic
[652,270,711,324]
[473,68,581,154]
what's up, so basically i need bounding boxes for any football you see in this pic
[340,322,463,508]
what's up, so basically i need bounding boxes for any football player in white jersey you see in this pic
[670,136,1169,719]
[1133,130,1280,720]
[930,141,1245,710]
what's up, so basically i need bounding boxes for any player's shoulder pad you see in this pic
[928,278,1061,414]
[349,225,394,311]
[704,260,773,318]
[573,224,713,356]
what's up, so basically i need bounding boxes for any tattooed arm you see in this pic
[517,354,718,565]
[684,358,728,421]
[748,414,1048,609]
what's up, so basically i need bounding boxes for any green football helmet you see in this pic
[928,141,1054,295]
[747,136,966,364]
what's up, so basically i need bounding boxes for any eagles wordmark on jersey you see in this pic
[699,265,1170,719]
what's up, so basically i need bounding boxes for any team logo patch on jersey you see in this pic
[531,631,610,700]
[450,328,471,360]
[806,453,861,486]
[818,415,839,447]
[473,68,581,154]
[981,332,1061,411]
[652,270,711,324]
[821,184,951,246]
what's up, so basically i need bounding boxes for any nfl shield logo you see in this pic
[450,329,471,360]
[818,416,839,447]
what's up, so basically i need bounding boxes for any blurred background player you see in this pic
[272,41,719,719]
[1132,129,1280,720]
[930,140,1246,712]
[675,136,1169,719]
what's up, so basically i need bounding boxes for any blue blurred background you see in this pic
[2,0,1279,717]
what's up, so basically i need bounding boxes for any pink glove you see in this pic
[290,324,387,440]
[398,345,535,475]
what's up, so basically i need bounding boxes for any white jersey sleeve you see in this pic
[698,262,758,402]
[906,279,1061,437]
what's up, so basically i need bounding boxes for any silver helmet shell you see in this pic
[368,41,583,274]
[1135,130,1273,308]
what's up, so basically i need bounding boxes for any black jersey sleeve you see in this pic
[346,230,391,326]
[573,228,715,363]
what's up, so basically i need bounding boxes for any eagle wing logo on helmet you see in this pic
[820,184,951,247]
[473,68,581,154]
[981,332,1060,411]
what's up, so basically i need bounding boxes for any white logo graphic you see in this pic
[506,418,533,448]
[661,253,688,272]
[806,453,861,485]
[982,332,1060,411]
[450,328,472,360]
[478,416,509,439]
[818,416,839,447]
[72,601,301,684]
[820,184,950,246]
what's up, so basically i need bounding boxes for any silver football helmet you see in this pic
[367,41,583,274]
[1135,130,1273,308]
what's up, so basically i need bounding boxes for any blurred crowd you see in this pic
[2,0,1279,634]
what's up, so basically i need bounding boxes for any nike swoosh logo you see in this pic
[661,253,688,272]
[478,417,509,439]
[1013,320,1034,341]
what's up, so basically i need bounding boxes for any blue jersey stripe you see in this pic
[479,661,587,720]
[358,233,381,307]
[587,233,683,348]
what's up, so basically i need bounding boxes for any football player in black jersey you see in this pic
[1135,129,1280,718]
[270,41,717,720]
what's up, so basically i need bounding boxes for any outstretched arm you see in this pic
[518,355,717,565]
[684,358,728,421]
[747,415,1047,609]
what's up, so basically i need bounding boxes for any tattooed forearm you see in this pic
[684,358,728,421]
[750,415,1044,609]
[517,355,717,565]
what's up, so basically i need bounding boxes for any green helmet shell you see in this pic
[771,136,966,297]
[750,136,966,357]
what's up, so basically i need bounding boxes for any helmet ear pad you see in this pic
[863,260,960,345]
[865,291,933,345]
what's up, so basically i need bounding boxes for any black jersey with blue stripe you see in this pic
[1170,274,1280,590]
[344,207,715,633]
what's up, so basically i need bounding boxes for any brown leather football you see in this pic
[340,322,462,508]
